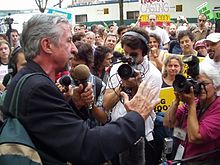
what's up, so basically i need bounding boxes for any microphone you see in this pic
[59,75,71,92]
[70,64,90,88]
[59,75,71,87]
[70,64,93,109]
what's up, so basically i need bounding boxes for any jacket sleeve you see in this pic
[18,76,145,165]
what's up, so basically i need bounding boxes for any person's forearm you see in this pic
[103,86,121,111]
[91,105,108,124]
[187,102,203,143]
[153,57,163,71]
[163,100,179,128]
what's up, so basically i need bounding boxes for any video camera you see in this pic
[117,52,137,80]
[173,55,202,95]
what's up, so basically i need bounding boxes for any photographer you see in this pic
[104,27,162,165]
[163,64,220,164]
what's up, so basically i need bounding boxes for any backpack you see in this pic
[0,73,70,165]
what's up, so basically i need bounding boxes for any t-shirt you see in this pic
[106,58,162,141]
[146,26,170,45]
[0,64,8,83]
[176,97,220,159]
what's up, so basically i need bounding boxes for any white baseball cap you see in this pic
[203,33,220,43]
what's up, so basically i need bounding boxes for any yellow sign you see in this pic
[140,14,148,22]
[154,87,175,112]
[140,14,170,22]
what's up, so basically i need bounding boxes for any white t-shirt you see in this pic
[106,58,162,141]
[0,64,8,83]
[146,26,170,45]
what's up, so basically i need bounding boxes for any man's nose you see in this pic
[71,42,78,55]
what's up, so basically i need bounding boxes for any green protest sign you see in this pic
[214,11,220,20]
[196,2,214,20]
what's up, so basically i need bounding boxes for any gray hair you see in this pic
[20,14,69,60]
[199,62,220,87]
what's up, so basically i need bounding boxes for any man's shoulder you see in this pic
[192,27,200,33]
[142,60,162,83]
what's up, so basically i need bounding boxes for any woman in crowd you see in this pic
[177,30,204,57]
[153,55,184,164]
[162,55,184,88]
[2,46,27,87]
[194,40,208,57]
[148,33,168,71]
[163,63,220,164]
[85,31,96,50]
[95,32,104,46]
[92,45,113,84]
[0,40,11,91]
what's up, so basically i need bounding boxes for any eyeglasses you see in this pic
[199,19,206,22]
[199,81,213,88]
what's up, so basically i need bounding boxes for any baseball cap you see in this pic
[203,33,220,43]
[194,40,206,50]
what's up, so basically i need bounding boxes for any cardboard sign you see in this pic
[139,14,170,27]
[154,87,175,112]
[196,2,214,20]
[214,11,220,20]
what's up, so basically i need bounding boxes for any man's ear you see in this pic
[40,38,53,54]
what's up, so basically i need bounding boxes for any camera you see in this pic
[182,55,200,79]
[163,137,173,154]
[173,55,202,95]
[117,53,137,80]
[173,74,202,95]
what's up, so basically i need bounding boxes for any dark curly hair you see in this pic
[177,30,195,42]
[121,27,150,56]
[93,46,111,72]
[74,41,94,69]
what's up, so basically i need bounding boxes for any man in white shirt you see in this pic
[146,14,170,50]
[201,33,220,96]
[104,27,162,165]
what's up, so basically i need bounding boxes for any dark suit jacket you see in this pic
[3,60,145,165]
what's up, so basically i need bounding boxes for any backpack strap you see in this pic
[9,73,46,117]
[95,76,103,101]
[5,72,69,164]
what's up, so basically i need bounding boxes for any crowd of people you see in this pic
[0,12,220,165]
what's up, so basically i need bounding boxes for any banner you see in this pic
[47,8,72,22]
[196,2,214,20]
[139,14,170,27]
[214,11,220,20]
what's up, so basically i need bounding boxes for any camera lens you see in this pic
[118,64,134,80]
[173,74,190,93]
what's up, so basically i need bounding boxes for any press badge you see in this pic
[174,144,185,161]
[173,127,186,141]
